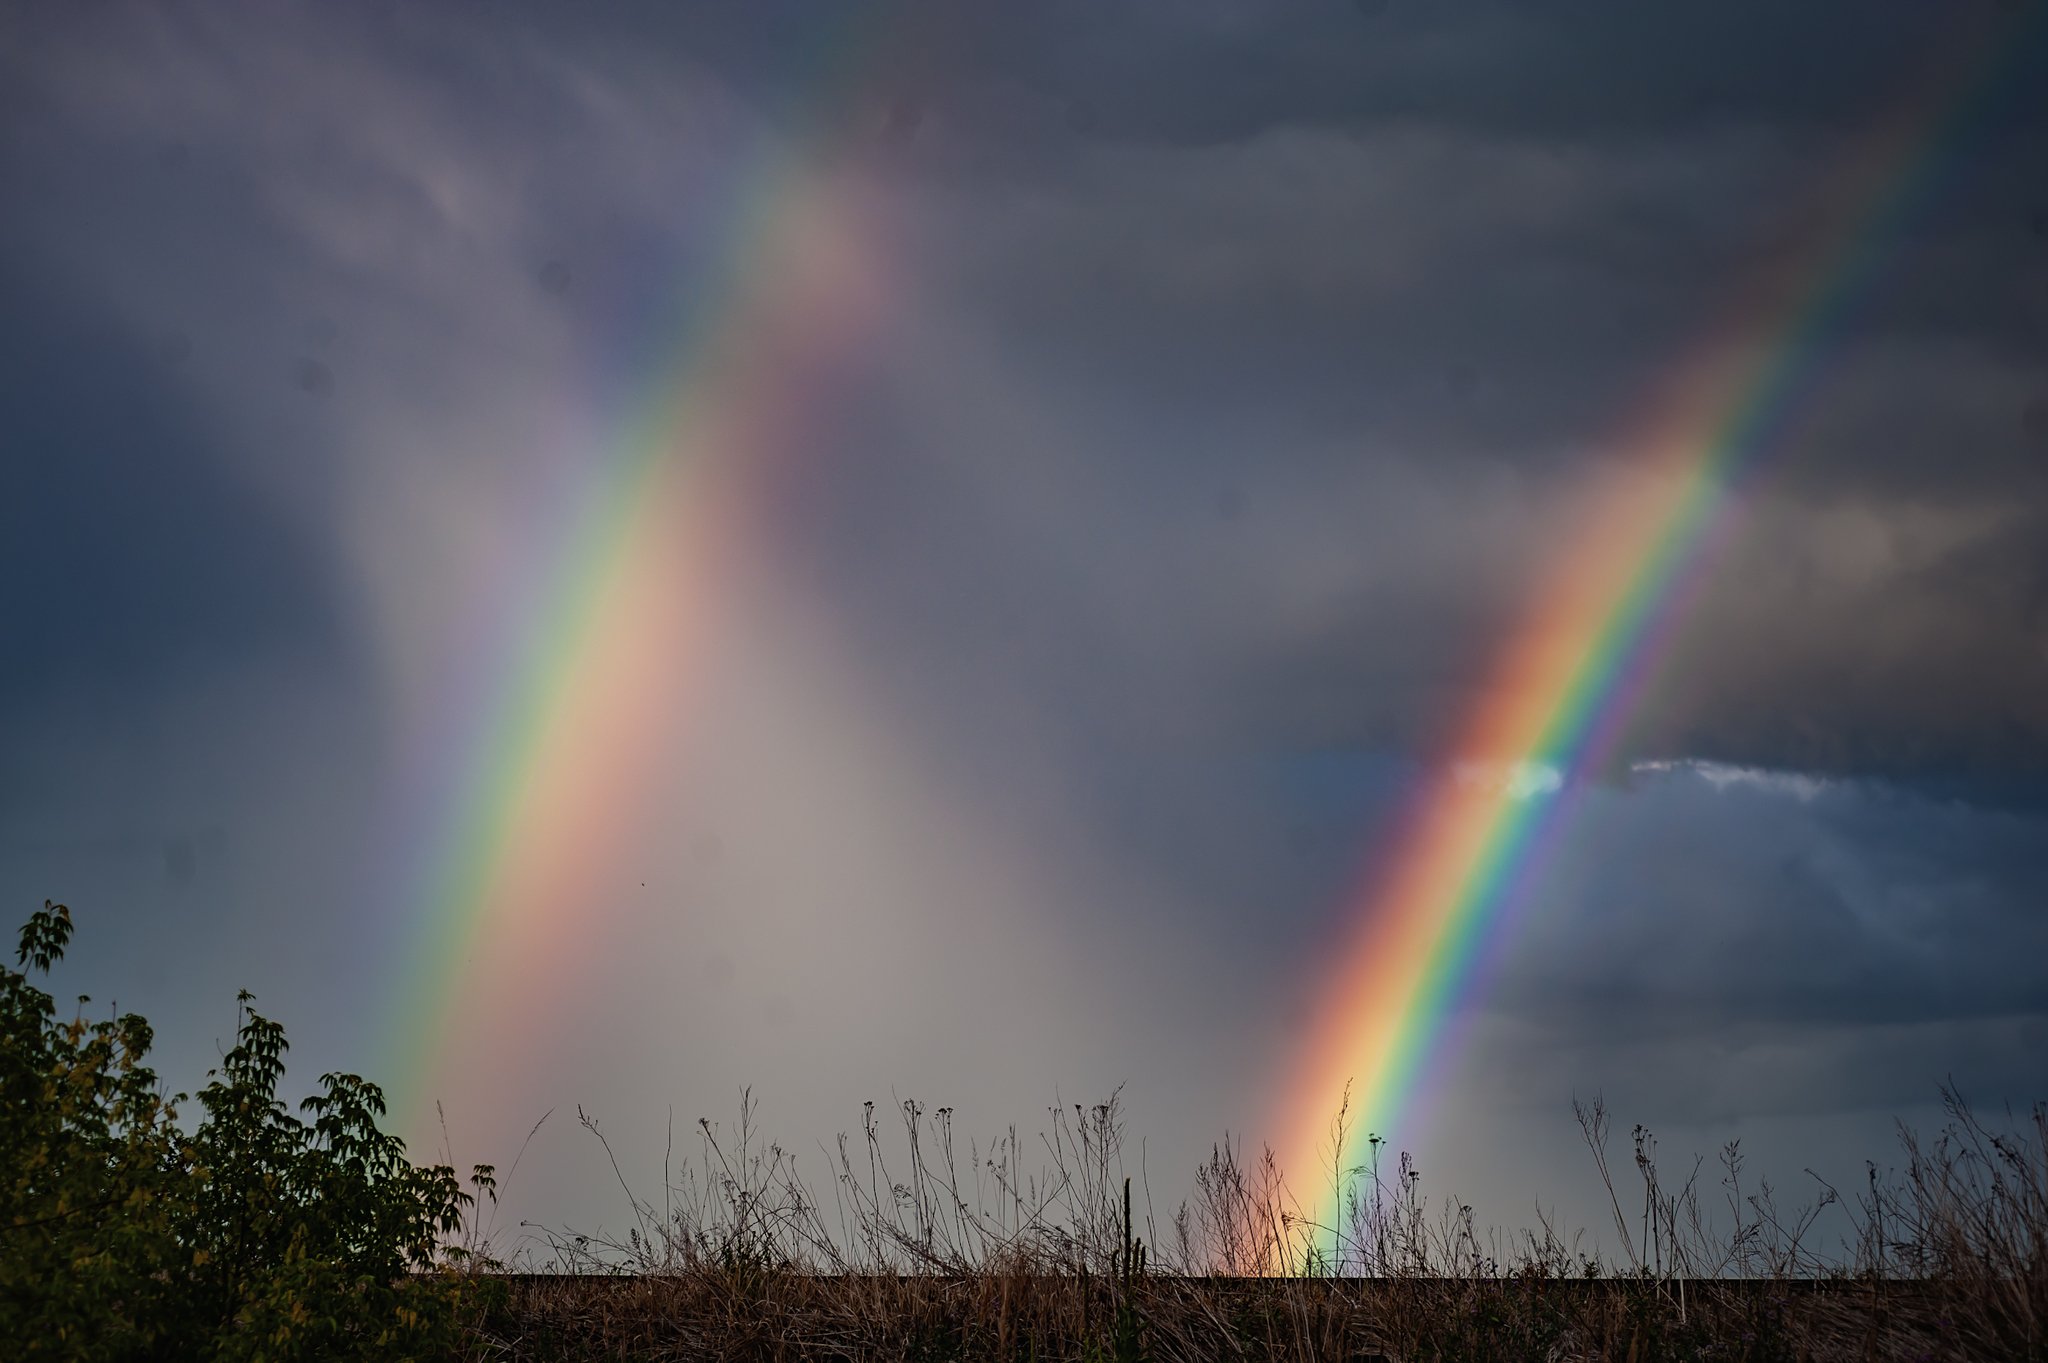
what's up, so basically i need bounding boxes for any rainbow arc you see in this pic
[1270,6,2044,1256]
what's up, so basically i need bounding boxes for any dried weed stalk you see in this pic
[458,1086,2045,1361]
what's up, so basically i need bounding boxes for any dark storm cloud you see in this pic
[837,117,2048,788]
[0,275,343,704]
[1519,766,2048,1029]
[528,0,1958,145]
[7,0,2035,793]
[1473,763,2048,1121]
[1,0,2042,1237]
[812,0,2048,785]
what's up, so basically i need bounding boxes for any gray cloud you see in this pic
[2,0,2042,1245]
[0,276,343,704]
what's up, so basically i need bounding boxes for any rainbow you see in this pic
[377,59,909,1123]
[1271,7,2043,1258]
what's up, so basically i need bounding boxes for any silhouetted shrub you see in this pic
[1,901,497,1360]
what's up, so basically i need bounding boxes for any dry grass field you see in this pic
[457,1090,2047,1361]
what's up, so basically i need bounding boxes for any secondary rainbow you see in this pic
[1271,8,2043,1260]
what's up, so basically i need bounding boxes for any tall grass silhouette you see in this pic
[6,897,2042,1360]
[482,1086,2046,1361]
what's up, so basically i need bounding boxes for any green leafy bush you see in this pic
[1,901,498,1361]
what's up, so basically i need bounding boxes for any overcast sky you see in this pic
[3,0,2045,1258]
